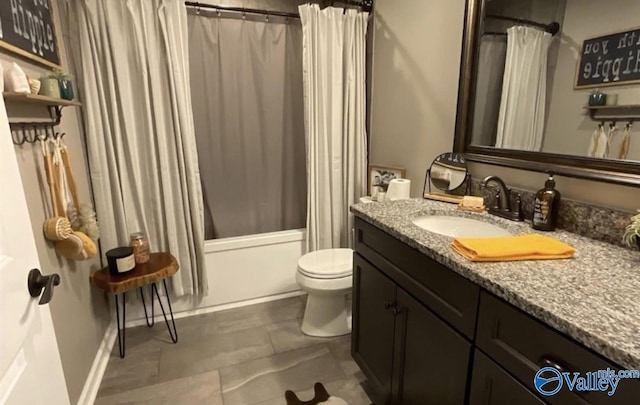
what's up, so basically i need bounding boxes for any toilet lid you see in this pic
[297,248,353,279]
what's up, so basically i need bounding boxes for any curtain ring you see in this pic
[242,11,246,19]
[196,6,200,15]
[265,14,269,22]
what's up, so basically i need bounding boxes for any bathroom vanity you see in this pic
[350,199,640,405]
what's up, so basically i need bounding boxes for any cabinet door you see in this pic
[352,254,397,405]
[469,350,545,405]
[393,288,472,405]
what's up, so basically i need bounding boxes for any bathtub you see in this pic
[126,229,306,324]
[203,229,306,305]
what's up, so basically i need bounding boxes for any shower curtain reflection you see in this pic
[471,35,507,147]
[188,10,307,239]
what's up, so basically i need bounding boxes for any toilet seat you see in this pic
[297,248,353,279]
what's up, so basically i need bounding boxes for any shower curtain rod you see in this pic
[485,14,560,36]
[331,0,373,12]
[184,2,300,19]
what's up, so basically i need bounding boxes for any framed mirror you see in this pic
[454,0,640,186]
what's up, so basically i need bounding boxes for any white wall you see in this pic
[369,0,466,197]
[543,0,640,160]
[370,0,640,212]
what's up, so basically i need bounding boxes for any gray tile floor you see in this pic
[95,296,371,405]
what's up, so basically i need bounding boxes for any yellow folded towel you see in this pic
[451,234,576,262]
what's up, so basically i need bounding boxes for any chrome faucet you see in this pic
[480,175,524,222]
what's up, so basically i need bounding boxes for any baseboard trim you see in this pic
[76,320,117,405]
[125,290,306,328]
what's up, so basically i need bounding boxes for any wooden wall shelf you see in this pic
[3,92,81,107]
[5,92,82,144]
[584,105,640,122]
[583,105,640,110]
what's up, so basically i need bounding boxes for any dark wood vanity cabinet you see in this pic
[469,350,545,405]
[392,288,471,404]
[352,254,396,405]
[353,218,478,404]
[352,217,640,405]
[352,253,471,405]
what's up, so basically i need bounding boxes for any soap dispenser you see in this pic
[532,172,561,231]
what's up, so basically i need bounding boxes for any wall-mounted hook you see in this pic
[27,126,39,143]
[11,128,22,145]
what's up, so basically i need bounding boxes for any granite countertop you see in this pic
[351,198,640,370]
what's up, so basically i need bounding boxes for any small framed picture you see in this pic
[369,165,406,195]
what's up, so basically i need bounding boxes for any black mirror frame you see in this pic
[452,0,640,186]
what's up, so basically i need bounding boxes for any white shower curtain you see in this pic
[299,4,369,252]
[495,26,553,151]
[71,0,206,296]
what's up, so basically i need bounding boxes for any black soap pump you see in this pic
[532,172,561,231]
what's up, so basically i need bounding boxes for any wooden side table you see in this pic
[91,252,180,358]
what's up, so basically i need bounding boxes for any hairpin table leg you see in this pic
[139,287,155,327]
[151,280,178,343]
[114,292,126,358]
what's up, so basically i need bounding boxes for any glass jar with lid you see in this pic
[129,232,150,264]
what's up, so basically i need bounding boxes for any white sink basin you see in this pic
[412,215,512,238]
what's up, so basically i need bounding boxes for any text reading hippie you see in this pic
[0,0,56,58]
[581,29,640,83]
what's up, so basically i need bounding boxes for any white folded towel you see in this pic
[593,125,608,158]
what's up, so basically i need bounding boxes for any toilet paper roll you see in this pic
[386,178,411,200]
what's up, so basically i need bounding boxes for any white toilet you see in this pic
[296,248,353,337]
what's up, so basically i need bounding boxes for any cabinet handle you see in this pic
[384,301,395,310]
[539,357,571,374]
[391,306,404,316]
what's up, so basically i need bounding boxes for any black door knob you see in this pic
[28,269,60,305]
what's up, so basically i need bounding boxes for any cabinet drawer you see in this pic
[469,350,545,405]
[354,217,479,338]
[476,291,640,404]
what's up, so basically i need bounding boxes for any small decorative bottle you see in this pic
[129,232,150,264]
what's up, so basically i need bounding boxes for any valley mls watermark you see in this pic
[534,367,640,397]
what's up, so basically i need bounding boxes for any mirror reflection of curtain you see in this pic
[471,36,507,146]
[495,26,552,151]
[188,12,307,239]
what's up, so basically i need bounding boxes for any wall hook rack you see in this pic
[4,92,81,146]
[10,125,66,145]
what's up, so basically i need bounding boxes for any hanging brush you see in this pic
[59,143,100,240]
[42,138,72,241]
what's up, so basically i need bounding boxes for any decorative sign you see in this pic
[575,27,640,89]
[0,0,61,68]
